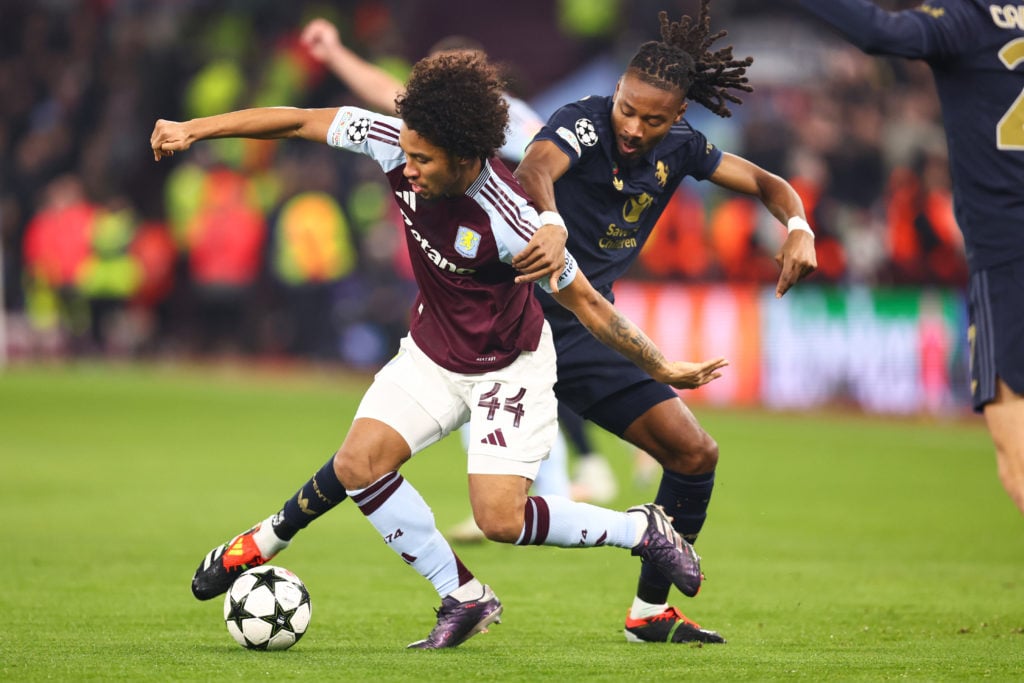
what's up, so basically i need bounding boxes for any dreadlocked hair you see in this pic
[395,51,508,160]
[628,1,753,118]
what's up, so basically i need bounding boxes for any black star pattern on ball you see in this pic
[225,594,257,634]
[245,635,270,651]
[248,569,289,594]
[258,599,301,641]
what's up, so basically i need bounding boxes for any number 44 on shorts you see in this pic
[477,383,526,427]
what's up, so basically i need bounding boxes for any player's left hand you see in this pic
[774,230,816,298]
[658,357,730,390]
[513,223,568,292]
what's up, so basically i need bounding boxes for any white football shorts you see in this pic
[354,322,559,479]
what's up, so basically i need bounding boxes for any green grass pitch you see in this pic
[2,363,1021,681]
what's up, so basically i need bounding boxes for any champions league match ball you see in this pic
[223,565,312,650]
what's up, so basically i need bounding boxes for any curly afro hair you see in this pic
[395,51,508,161]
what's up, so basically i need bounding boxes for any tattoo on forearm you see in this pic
[594,312,666,371]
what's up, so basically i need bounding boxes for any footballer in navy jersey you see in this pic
[797,0,1024,516]
[532,95,722,295]
[153,50,729,648]
[512,3,817,643]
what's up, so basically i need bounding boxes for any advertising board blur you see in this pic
[613,281,969,415]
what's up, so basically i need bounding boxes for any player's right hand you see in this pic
[774,230,816,298]
[150,119,192,161]
[300,18,342,64]
[513,223,568,292]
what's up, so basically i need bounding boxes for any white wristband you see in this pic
[787,216,814,237]
[539,211,567,233]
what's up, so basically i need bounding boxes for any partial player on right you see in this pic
[793,0,1024,515]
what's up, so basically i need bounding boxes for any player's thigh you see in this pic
[619,393,717,473]
[354,335,466,455]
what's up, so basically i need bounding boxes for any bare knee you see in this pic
[331,422,412,489]
[474,508,525,543]
[623,401,719,474]
[695,432,719,471]
[657,430,718,475]
[333,447,381,490]
[332,450,360,489]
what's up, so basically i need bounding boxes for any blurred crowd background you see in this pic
[0,0,963,368]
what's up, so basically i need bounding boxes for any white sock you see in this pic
[630,596,668,620]
[253,516,289,558]
[518,495,641,548]
[449,579,486,602]
[628,509,648,547]
[348,472,465,597]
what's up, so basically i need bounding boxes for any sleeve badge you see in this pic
[555,126,582,156]
[346,117,371,143]
[575,118,598,147]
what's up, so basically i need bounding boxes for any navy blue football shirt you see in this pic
[532,95,722,296]
[798,0,1024,273]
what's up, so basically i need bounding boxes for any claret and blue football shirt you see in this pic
[326,106,578,374]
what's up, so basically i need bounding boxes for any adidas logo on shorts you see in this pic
[480,429,507,447]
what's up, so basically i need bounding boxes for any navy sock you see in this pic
[636,470,715,604]
[272,455,348,540]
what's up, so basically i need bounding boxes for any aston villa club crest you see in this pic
[455,226,481,258]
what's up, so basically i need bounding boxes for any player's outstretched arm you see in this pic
[512,139,573,291]
[300,18,404,115]
[150,107,339,161]
[709,152,817,297]
[795,0,933,59]
[551,270,728,390]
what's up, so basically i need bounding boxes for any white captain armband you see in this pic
[786,216,814,237]
[554,250,578,291]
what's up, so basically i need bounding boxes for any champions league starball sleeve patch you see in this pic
[346,117,372,144]
[574,118,598,147]
[454,226,481,258]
